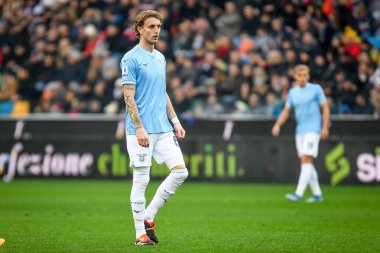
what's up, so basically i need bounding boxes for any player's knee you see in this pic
[132,167,150,188]
[133,177,149,189]
[171,168,188,182]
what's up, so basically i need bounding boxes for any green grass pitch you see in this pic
[0,180,379,253]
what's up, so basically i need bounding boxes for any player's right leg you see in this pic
[130,166,151,243]
[294,159,315,198]
[127,135,155,245]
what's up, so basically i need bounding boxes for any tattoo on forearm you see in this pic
[124,85,142,129]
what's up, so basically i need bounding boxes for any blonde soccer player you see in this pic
[272,64,330,202]
[120,10,188,245]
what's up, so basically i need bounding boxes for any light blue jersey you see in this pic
[286,83,327,135]
[120,45,172,135]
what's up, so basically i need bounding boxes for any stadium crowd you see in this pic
[1,0,380,118]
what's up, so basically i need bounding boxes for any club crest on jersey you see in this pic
[136,153,147,162]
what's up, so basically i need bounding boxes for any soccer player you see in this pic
[120,10,188,245]
[272,64,330,203]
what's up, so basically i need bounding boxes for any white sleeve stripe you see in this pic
[122,82,136,85]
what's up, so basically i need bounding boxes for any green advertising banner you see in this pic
[0,117,379,185]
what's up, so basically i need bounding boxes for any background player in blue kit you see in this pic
[120,10,188,245]
[272,64,330,203]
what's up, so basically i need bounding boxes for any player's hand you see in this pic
[174,123,186,139]
[272,125,280,137]
[321,128,329,141]
[136,127,150,147]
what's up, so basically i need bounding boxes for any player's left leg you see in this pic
[306,163,323,202]
[303,133,323,202]
[144,165,188,243]
[145,165,188,221]
[145,132,188,243]
[286,156,314,201]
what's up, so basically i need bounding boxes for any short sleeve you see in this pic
[317,85,327,104]
[120,58,137,85]
[285,91,293,108]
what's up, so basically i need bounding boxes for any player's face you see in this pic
[139,17,161,45]
[293,69,309,86]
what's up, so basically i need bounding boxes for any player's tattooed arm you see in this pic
[123,84,149,147]
[123,84,150,147]
[123,84,142,129]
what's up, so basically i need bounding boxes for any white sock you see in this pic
[309,165,322,196]
[145,169,188,222]
[295,163,313,197]
[130,166,150,238]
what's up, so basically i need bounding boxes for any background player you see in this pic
[272,64,330,203]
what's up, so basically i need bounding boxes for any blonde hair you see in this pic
[293,64,310,73]
[134,10,163,37]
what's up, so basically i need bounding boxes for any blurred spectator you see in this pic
[246,92,267,115]
[215,1,241,38]
[171,87,192,118]
[339,80,358,113]
[353,93,373,114]
[241,4,259,36]
[58,50,87,84]
[0,73,18,102]
[178,0,202,22]
[203,94,224,116]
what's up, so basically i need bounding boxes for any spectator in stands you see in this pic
[353,93,374,114]
[215,1,241,38]
[0,73,18,114]
[241,4,259,36]
[246,92,266,115]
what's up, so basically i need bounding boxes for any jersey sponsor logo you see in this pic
[142,63,149,67]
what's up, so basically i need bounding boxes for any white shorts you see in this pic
[126,131,185,169]
[295,132,320,158]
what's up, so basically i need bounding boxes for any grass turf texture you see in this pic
[1,180,379,253]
